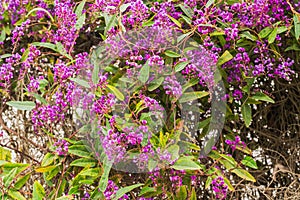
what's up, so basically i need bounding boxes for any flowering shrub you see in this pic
[0,0,299,199]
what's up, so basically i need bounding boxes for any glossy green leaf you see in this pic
[75,13,86,30]
[70,158,97,167]
[99,160,112,192]
[179,4,193,18]
[165,50,181,58]
[190,187,197,200]
[294,14,300,40]
[148,77,164,91]
[6,101,36,111]
[14,173,30,190]
[176,185,187,200]
[4,167,18,187]
[35,165,57,173]
[70,78,90,88]
[175,61,189,72]
[171,156,201,170]
[206,0,215,8]
[241,103,252,127]
[251,92,275,103]
[268,27,278,44]
[138,62,150,83]
[32,42,57,52]
[217,50,233,66]
[106,84,125,101]
[75,0,86,17]
[179,91,209,103]
[240,31,257,41]
[232,168,256,182]
[113,183,144,200]
[8,190,26,200]
[205,176,212,189]
[32,181,45,200]
[241,156,258,169]
[167,15,181,28]
[68,145,91,158]
[104,13,117,36]
[41,153,55,166]
[258,27,273,38]
[80,168,100,177]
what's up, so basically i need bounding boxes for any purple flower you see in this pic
[212,176,228,200]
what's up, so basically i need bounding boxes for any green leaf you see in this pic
[6,101,36,111]
[179,91,209,103]
[99,160,112,192]
[31,93,47,105]
[165,50,181,58]
[217,50,233,66]
[79,168,100,177]
[32,181,45,200]
[70,158,97,167]
[190,187,197,200]
[8,190,26,200]
[0,146,11,161]
[4,167,18,187]
[241,104,252,127]
[106,84,124,101]
[14,173,30,190]
[205,177,212,189]
[46,166,60,181]
[92,64,100,84]
[176,185,187,200]
[258,27,273,38]
[35,165,57,173]
[75,0,86,17]
[148,77,164,91]
[69,78,90,88]
[0,29,6,42]
[113,183,144,200]
[241,156,258,169]
[219,154,237,166]
[171,156,201,170]
[240,31,257,41]
[167,15,181,28]
[178,4,193,19]
[251,92,275,103]
[277,26,288,34]
[139,187,156,196]
[285,43,300,51]
[175,61,189,72]
[205,0,215,8]
[32,42,57,52]
[219,159,235,170]
[294,14,300,40]
[167,144,179,161]
[41,153,55,166]
[232,168,256,182]
[26,7,54,22]
[75,13,86,30]
[268,27,278,44]
[182,78,198,93]
[138,62,150,83]
[223,176,234,191]
[55,195,73,200]
[68,145,91,158]
[104,13,117,36]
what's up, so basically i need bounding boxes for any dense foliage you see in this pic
[0,0,299,199]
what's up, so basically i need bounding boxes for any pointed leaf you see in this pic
[6,101,36,111]
[32,181,45,200]
[138,62,150,83]
[106,84,124,101]
[241,104,252,127]
[113,183,144,200]
[241,156,258,169]
[232,168,256,182]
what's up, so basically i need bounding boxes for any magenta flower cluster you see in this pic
[212,176,228,200]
